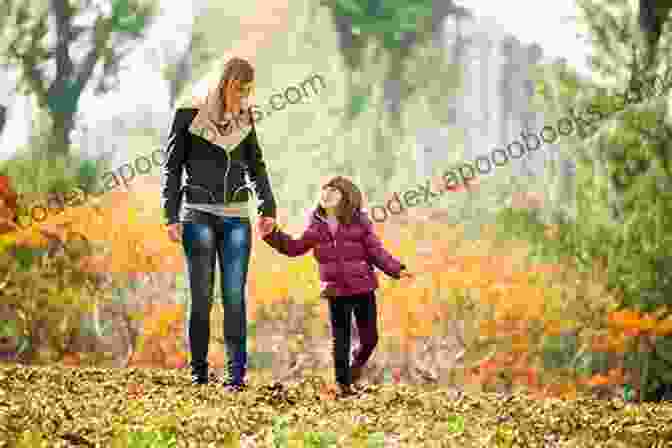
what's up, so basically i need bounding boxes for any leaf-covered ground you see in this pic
[2,365,672,447]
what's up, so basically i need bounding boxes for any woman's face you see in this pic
[226,80,253,108]
[320,185,343,210]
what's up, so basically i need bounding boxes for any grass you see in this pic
[2,364,672,447]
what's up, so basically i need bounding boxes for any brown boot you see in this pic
[351,366,363,384]
[336,383,356,397]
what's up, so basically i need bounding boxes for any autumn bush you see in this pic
[0,160,648,402]
[400,212,621,399]
[0,174,113,365]
[493,0,672,402]
[496,200,672,401]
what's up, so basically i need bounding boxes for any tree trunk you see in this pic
[638,0,672,69]
[0,105,6,137]
[49,111,76,158]
[331,12,368,125]
[373,102,394,191]
[384,50,405,133]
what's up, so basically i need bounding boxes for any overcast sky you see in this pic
[0,0,594,161]
[463,0,591,72]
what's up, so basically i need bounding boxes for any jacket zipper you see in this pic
[325,217,343,286]
[223,146,230,204]
[225,142,255,203]
[184,147,250,204]
[320,214,336,247]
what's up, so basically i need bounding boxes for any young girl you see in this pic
[260,176,413,396]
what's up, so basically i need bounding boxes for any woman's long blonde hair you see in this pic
[187,57,256,145]
[203,57,255,123]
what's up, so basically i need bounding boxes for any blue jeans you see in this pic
[181,209,251,385]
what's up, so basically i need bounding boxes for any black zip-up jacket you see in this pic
[161,107,277,225]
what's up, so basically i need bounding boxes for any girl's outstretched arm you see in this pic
[362,223,405,279]
[262,223,319,257]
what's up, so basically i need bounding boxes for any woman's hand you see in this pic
[166,223,182,243]
[256,217,276,238]
[399,268,414,279]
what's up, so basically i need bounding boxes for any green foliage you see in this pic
[497,113,672,312]
[0,319,19,339]
[272,415,290,448]
[1,149,76,201]
[0,319,30,355]
[621,348,672,401]
[46,79,80,115]
[444,415,465,434]
[576,0,672,79]
[655,336,672,364]
[0,133,112,206]
[12,246,44,272]
[125,430,177,448]
[304,430,339,448]
[110,0,153,35]
[365,431,384,447]
[574,351,611,378]
[496,0,672,398]
[349,92,370,118]
[332,0,433,50]
[1,0,158,157]
[76,158,102,194]
[541,333,579,371]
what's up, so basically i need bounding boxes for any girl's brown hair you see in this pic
[316,176,363,226]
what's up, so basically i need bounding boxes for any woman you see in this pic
[161,57,276,389]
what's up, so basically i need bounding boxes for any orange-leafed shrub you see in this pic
[0,174,112,364]
[6,168,620,397]
[129,303,188,369]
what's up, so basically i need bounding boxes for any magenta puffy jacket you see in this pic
[262,208,405,298]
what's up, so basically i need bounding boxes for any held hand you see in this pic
[399,268,415,279]
[166,223,182,243]
[256,217,276,238]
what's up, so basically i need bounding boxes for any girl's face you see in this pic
[320,185,342,211]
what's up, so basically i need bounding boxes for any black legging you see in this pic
[327,291,379,386]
